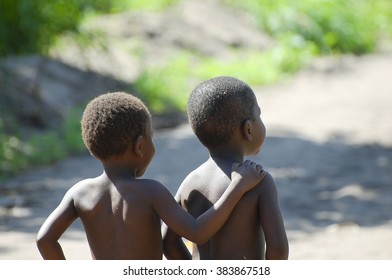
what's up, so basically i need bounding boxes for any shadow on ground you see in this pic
[252,135,392,233]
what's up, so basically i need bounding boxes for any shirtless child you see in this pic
[163,76,289,259]
[36,91,266,260]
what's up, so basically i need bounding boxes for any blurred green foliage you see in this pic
[106,0,178,13]
[1,0,391,66]
[226,0,392,55]
[135,0,392,112]
[135,53,193,113]
[0,0,177,56]
[135,36,317,112]
[0,0,177,178]
[1,0,81,56]
[0,120,31,178]
[0,108,85,179]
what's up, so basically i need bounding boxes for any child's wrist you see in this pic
[229,176,247,195]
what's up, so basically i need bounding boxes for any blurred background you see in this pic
[0,0,391,259]
[1,0,392,179]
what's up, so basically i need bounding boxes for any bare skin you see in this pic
[36,117,266,260]
[162,103,289,260]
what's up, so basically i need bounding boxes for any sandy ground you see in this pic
[1,52,391,260]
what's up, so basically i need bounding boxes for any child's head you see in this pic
[188,76,265,153]
[81,92,151,161]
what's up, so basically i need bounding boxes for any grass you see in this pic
[0,108,86,180]
[135,52,193,113]
[135,35,317,113]
[225,0,392,55]
[106,0,179,13]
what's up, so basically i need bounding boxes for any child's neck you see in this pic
[102,161,137,181]
[209,149,244,164]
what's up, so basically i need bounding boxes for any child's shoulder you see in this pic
[132,178,172,196]
[137,178,166,189]
[65,176,103,197]
[252,170,278,195]
[178,161,229,195]
[181,162,214,185]
[69,177,170,204]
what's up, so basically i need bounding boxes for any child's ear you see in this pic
[241,120,253,141]
[133,135,144,158]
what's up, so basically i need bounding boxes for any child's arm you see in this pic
[162,223,192,259]
[155,160,266,245]
[36,188,79,259]
[258,172,289,259]
[161,196,192,260]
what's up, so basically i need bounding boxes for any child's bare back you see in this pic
[174,159,286,259]
[65,176,167,259]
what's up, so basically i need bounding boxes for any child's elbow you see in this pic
[277,244,289,260]
[36,234,46,250]
[187,232,209,245]
[265,240,289,260]
[36,232,52,251]
[267,242,289,260]
[189,236,207,245]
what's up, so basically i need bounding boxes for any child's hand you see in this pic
[231,160,266,193]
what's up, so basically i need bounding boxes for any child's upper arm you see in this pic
[162,188,192,260]
[150,181,196,238]
[37,187,79,242]
[257,172,289,259]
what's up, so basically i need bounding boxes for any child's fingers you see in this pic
[259,169,267,180]
[232,161,266,177]
[231,162,241,169]
[256,163,264,174]
[242,160,263,171]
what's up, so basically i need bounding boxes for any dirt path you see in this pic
[1,52,391,260]
[255,52,392,259]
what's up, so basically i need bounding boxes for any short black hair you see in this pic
[81,92,150,161]
[187,76,256,148]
